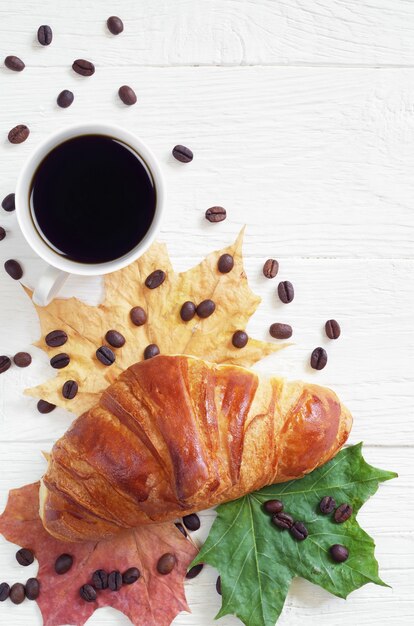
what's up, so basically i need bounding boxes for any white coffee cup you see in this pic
[15,123,165,306]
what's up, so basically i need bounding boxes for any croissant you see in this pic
[40,355,352,542]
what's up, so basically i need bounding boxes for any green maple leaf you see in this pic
[193,443,397,626]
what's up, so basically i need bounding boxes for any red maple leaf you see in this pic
[0,482,198,626]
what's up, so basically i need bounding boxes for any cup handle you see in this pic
[32,265,70,306]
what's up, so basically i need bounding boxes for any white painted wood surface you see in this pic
[0,1,413,625]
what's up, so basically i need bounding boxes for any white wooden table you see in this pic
[0,1,413,625]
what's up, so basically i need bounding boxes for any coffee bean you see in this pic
[105,330,125,348]
[0,582,10,602]
[10,583,25,605]
[119,85,137,105]
[319,496,336,515]
[232,330,248,349]
[108,570,122,591]
[0,227,6,241]
[272,512,294,530]
[62,380,78,399]
[330,544,349,563]
[25,578,40,600]
[4,259,23,280]
[157,553,176,575]
[186,564,203,579]
[0,356,11,374]
[55,553,73,574]
[50,353,70,369]
[196,299,216,318]
[45,330,68,347]
[37,25,53,45]
[325,319,341,340]
[334,503,353,523]
[2,193,15,212]
[216,576,222,595]
[145,269,166,289]
[72,59,95,76]
[37,399,56,414]
[269,323,292,340]
[175,522,187,537]
[218,253,234,273]
[13,352,31,368]
[310,347,328,370]
[4,55,25,71]
[263,499,284,515]
[277,280,294,304]
[172,145,193,163]
[180,301,196,322]
[79,584,96,602]
[130,306,147,326]
[107,15,124,35]
[290,521,308,541]
[57,89,74,108]
[205,206,226,223]
[96,345,116,366]
[122,567,140,585]
[144,344,160,360]
[92,569,108,590]
[16,548,34,566]
[263,259,279,279]
[183,513,200,531]
[8,124,30,144]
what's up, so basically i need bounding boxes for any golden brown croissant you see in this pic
[40,355,352,542]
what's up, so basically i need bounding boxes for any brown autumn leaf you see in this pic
[26,230,284,415]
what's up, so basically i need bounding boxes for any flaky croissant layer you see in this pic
[40,355,352,542]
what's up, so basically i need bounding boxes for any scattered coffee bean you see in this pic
[10,583,25,605]
[157,553,176,575]
[119,85,137,105]
[55,553,73,575]
[107,15,124,35]
[205,206,226,223]
[57,89,74,108]
[25,578,40,600]
[96,345,116,366]
[278,280,294,304]
[72,59,95,76]
[196,299,216,318]
[37,25,53,45]
[0,356,11,374]
[180,301,196,322]
[325,319,341,340]
[62,380,78,399]
[272,512,294,530]
[130,306,147,326]
[144,344,160,360]
[263,499,284,515]
[105,330,126,348]
[145,269,166,289]
[37,399,56,414]
[2,193,15,212]
[330,544,349,563]
[310,347,328,371]
[122,567,140,585]
[16,548,34,566]
[334,503,353,523]
[92,569,108,590]
[45,329,68,347]
[79,584,96,602]
[186,564,203,579]
[13,352,31,368]
[183,513,201,532]
[0,582,10,602]
[263,259,279,279]
[50,353,70,369]
[172,145,193,163]
[175,522,187,537]
[232,330,248,349]
[4,259,23,280]
[0,227,5,241]
[108,570,122,591]
[319,496,336,515]
[216,576,222,595]
[218,253,234,273]
[4,55,25,71]
[8,124,30,144]
[290,521,308,541]
[269,323,292,340]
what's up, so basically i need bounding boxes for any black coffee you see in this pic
[30,134,156,264]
